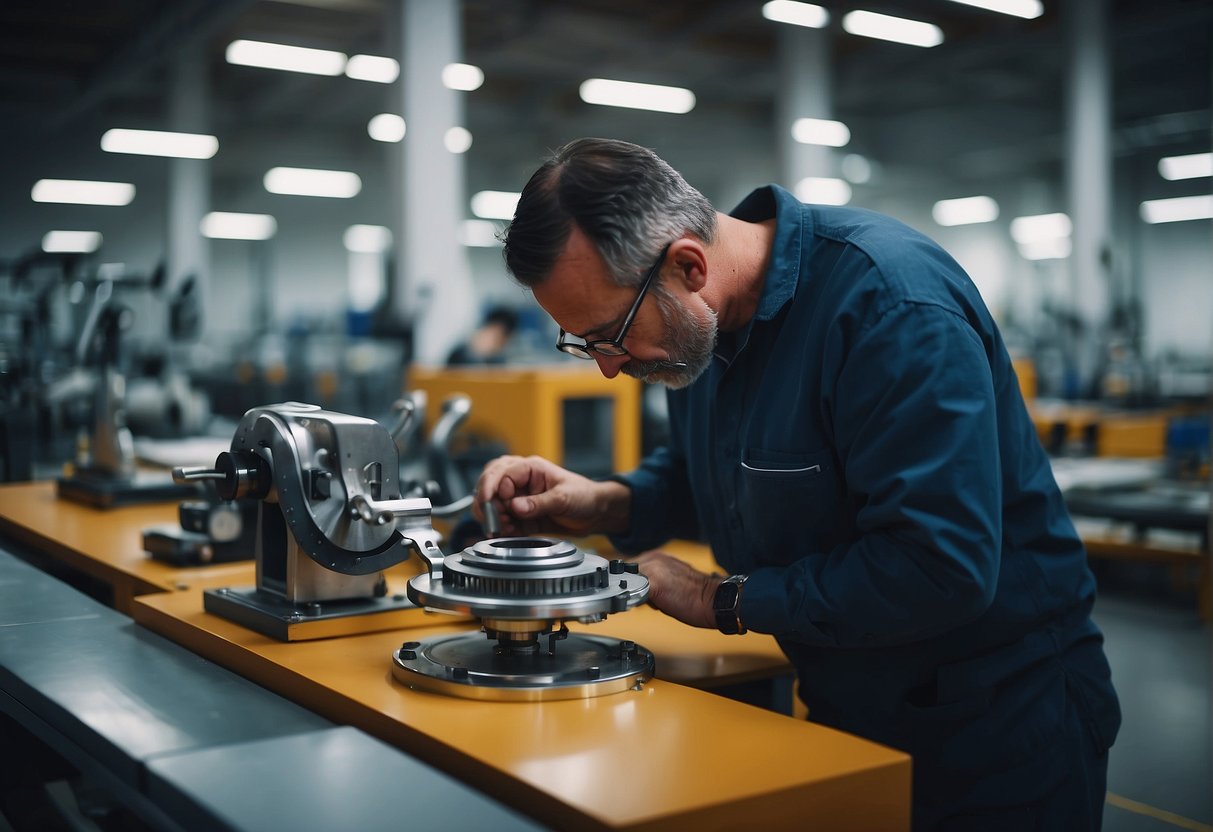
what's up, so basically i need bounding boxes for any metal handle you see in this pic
[349,494,434,526]
[173,466,227,484]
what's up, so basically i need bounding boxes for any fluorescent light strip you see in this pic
[794,177,852,206]
[1019,238,1071,260]
[200,212,277,240]
[264,167,362,198]
[343,224,392,253]
[942,0,1042,19]
[1158,152,1213,181]
[100,128,218,159]
[445,127,473,154]
[791,117,850,147]
[579,79,696,114]
[346,54,399,83]
[471,190,521,220]
[842,10,944,47]
[226,39,346,76]
[32,179,135,206]
[932,196,999,226]
[1009,212,1071,243]
[1140,194,1213,224]
[762,1,829,28]
[461,219,503,248]
[368,114,406,143]
[443,63,484,91]
[42,230,102,253]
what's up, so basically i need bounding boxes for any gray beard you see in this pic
[623,292,717,389]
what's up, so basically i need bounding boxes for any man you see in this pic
[475,138,1120,829]
[446,305,519,366]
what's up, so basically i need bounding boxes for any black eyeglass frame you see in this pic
[556,244,670,359]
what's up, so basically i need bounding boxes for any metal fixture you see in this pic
[393,536,654,701]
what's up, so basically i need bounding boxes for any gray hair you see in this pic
[502,138,717,288]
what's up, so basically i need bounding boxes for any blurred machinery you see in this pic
[54,270,200,507]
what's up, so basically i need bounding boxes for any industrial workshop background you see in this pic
[0,1,1209,831]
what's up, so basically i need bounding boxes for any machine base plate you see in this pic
[391,632,654,701]
[204,586,430,641]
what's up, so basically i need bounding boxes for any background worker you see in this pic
[475,137,1121,830]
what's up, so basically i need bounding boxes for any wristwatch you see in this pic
[713,574,749,635]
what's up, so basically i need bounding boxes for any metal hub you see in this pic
[397,537,653,700]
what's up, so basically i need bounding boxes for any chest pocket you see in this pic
[738,448,844,563]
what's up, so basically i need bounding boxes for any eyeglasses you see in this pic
[556,244,670,359]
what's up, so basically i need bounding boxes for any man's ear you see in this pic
[668,237,708,293]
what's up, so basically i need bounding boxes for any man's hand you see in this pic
[474,455,630,537]
[633,550,723,630]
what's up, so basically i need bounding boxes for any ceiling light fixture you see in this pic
[346,54,399,83]
[460,219,504,248]
[32,179,135,206]
[226,39,346,76]
[264,167,362,198]
[1158,152,1213,181]
[1140,194,1213,224]
[343,224,392,253]
[368,114,406,143]
[761,1,829,28]
[444,127,473,154]
[100,128,218,159]
[443,63,484,91]
[942,0,1043,19]
[42,230,103,253]
[932,196,1000,226]
[791,117,851,147]
[794,177,852,206]
[1018,238,1071,261]
[470,190,521,220]
[579,79,696,114]
[1009,212,1071,243]
[200,212,277,240]
[842,10,944,47]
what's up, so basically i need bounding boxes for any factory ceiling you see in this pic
[0,0,1209,202]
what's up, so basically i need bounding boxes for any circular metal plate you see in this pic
[391,633,654,701]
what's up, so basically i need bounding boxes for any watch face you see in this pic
[714,581,740,611]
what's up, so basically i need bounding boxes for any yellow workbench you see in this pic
[0,479,911,829]
[132,588,910,830]
[0,480,252,612]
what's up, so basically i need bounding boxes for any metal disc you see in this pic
[391,632,654,701]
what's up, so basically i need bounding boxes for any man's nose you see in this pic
[592,352,627,379]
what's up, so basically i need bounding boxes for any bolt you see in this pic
[451,666,468,679]
[609,560,625,574]
[586,666,600,679]
[399,648,417,660]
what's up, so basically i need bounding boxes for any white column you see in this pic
[1064,0,1113,393]
[775,25,835,191]
[393,0,477,366]
[168,45,211,312]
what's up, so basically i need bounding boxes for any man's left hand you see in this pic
[632,550,722,630]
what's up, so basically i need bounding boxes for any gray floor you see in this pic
[1093,564,1212,832]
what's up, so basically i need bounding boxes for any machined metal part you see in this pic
[398,536,653,700]
[391,632,654,702]
[408,537,648,620]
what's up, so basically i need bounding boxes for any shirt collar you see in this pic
[728,184,804,322]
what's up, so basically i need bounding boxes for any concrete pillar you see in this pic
[775,25,835,190]
[393,0,477,367]
[1064,0,1113,394]
[167,45,211,314]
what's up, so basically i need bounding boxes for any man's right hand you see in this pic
[473,455,631,538]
